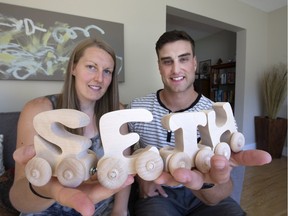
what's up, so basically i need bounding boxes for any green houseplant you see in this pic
[255,62,287,158]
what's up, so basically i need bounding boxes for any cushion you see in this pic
[0,112,20,170]
[0,134,19,214]
[0,168,19,214]
[0,134,4,176]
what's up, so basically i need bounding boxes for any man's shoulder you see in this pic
[194,94,214,110]
[199,94,213,103]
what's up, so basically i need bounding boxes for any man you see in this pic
[128,30,271,216]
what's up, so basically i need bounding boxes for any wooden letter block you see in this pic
[25,103,245,189]
[198,102,245,156]
[160,102,245,174]
[97,108,164,189]
[160,112,208,174]
[25,109,97,188]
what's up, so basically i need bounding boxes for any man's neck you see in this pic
[160,88,198,112]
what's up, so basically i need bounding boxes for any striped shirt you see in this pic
[128,90,214,150]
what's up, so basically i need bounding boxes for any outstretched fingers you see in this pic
[173,168,204,190]
[87,175,134,204]
[209,155,231,184]
[154,171,181,186]
[230,150,272,167]
[155,169,204,190]
[13,144,36,165]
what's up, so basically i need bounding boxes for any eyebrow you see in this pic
[87,60,114,70]
[160,52,192,61]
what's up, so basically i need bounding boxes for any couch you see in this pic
[0,111,245,216]
[0,112,20,216]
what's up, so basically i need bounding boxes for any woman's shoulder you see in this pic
[16,96,54,131]
[22,96,53,115]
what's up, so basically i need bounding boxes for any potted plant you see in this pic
[255,62,287,158]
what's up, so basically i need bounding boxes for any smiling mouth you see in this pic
[171,76,184,81]
[89,85,101,90]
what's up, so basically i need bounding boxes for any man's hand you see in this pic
[153,149,271,205]
[155,149,271,190]
[137,177,168,198]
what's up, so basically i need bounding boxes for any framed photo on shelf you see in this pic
[198,59,211,79]
[227,71,235,84]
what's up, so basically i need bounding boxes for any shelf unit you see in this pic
[210,62,236,109]
[194,76,210,98]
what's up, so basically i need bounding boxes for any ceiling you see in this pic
[166,0,287,41]
[166,14,224,41]
[237,0,287,12]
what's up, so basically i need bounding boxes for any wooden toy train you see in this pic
[25,102,245,189]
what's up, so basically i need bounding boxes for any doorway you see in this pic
[166,6,246,130]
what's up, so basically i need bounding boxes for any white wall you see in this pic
[196,30,236,65]
[268,6,288,150]
[0,0,286,147]
[268,7,287,67]
[268,6,287,119]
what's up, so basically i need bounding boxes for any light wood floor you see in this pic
[241,156,287,216]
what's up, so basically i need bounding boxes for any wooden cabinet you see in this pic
[210,62,236,109]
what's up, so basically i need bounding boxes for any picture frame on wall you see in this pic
[0,3,125,82]
[198,59,211,79]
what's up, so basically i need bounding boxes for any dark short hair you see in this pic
[155,30,195,58]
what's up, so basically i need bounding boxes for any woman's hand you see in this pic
[12,145,134,216]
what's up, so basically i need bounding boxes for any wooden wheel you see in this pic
[195,148,214,173]
[56,157,85,188]
[214,142,231,160]
[230,132,245,152]
[25,157,52,187]
[168,152,191,174]
[97,158,128,189]
[135,151,163,181]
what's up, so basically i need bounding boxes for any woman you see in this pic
[10,38,132,216]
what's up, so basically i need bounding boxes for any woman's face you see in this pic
[72,46,114,104]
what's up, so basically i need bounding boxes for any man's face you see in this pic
[158,40,197,93]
